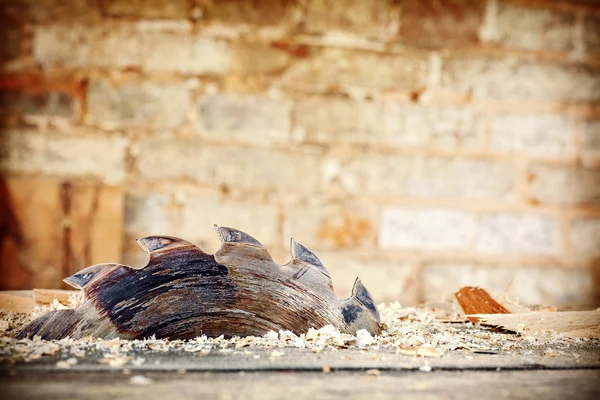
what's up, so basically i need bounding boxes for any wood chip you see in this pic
[455,287,511,317]
[470,311,600,338]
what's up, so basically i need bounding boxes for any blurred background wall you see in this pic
[0,0,599,307]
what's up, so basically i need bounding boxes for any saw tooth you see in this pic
[136,236,193,253]
[214,226,273,265]
[350,278,380,323]
[290,239,330,277]
[63,263,121,290]
[215,225,262,246]
[338,278,381,335]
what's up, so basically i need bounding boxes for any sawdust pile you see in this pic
[0,302,590,367]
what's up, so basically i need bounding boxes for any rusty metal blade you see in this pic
[18,226,381,340]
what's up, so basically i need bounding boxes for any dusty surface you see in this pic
[2,369,600,400]
[1,303,599,399]
[2,303,597,366]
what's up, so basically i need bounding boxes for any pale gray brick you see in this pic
[379,208,473,250]
[334,154,515,198]
[491,3,575,52]
[198,94,292,144]
[490,114,572,156]
[442,57,600,102]
[0,129,127,184]
[527,165,600,206]
[87,79,189,130]
[383,103,479,149]
[477,213,559,254]
[569,218,600,259]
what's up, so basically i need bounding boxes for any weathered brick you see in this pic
[34,26,231,74]
[281,48,429,93]
[569,218,600,259]
[102,0,188,19]
[294,97,382,145]
[489,2,575,52]
[383,103,479,149]
[583,15,600,56]
[282,203,377,250]
[316,251,418,304]
[87,79,189,130]
[0,129,128,184]
[202,0,295,26]
[179,193,279,248]
[476,213,559,254]
[379,208,473,250]
[441,57,600,102]
[581,120,600,167]
[527,165,600,206]
[197,93,292,144]
[422,263,595,306]
[125,192,175,235]
[0,90,75,118]
[304,0,396,38]
[89,27,142,68]
[333,154,514,198]
[399,0,485,47]
[137,140,322,194]
[33,26,142,68]
[489,114,572,156]
[139,34,230,74]
[33,26,92,68]
[232,43,294,75]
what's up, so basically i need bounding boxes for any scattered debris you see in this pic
[322,365,331,374]
[365,369,380,376]
[418,365,432,372]
[1,300,594,367]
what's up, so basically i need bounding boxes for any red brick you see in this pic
[0,75,83,118]
[0,75,85,102]
[399,0,485,47]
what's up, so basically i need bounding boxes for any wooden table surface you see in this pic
[2,344,599,399]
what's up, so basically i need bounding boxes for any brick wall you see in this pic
[1,0,599,307]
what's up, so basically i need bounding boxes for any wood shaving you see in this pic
[0,302,595,366]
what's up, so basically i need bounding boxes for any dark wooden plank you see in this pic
[2,370,599,400]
